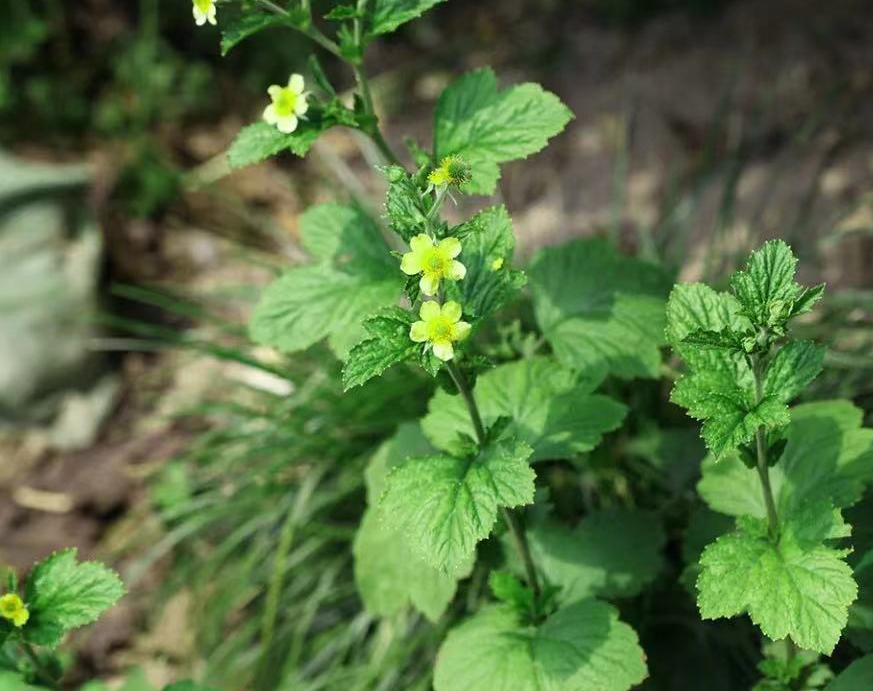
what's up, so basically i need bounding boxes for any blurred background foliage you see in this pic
[1,0,872,689]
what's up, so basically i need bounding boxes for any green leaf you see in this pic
[249,203,402,358]
[433,600,648,691]
[530,239,671,379]
[699,401,873,519]
[729,240,819,328]
[353,508,460,621]
[381,165,432,242]
[0,672,45,691]
[433,68,573,195]
[343,307,418,389]
[763,339,825,402]
[23,549,124,648]
[697,506,857,654]
[227,121,323,169]
[443,206,527,320]
[825,655,873,691]
[163,683,220,691]
[365,422,435,502]
[422,357,625,462]
[527,510,665,604]
[379,437,535,575]
[671,369,790,459]
[665,282,753,384]
[489,571,535,612]
[220,12,289,55]
[368,0,448,35]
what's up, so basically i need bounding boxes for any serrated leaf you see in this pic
[227,121,323,169]
[530,239,671,379]
[353,508,460,621]
[368,0,447,35]
[422,357,625,462]
[433,600,648,691]
[220,12,289,55]
[729,240,811,328]
[671,369,790,459]
[825,655,873,691]
[527,510,665,603]
[763,339,825,402]
[23,549,124,648]
[343,307,418,389]
[699,400,873,519]
[379,437,535,575]
[249,204,402,358]
[365,422,435,502]
[697,506,857,654]
[665,282,754,384]
[381,165,431,242]
[433,68,573,195]
[443,206,526,320]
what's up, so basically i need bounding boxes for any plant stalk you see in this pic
[445,361,541,603]
[751,354,779,539]
[258,0,342,57]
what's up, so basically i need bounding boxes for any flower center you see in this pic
[193,0,213,12]
[423,248,448,274]
[275,89,299,117]
[428,317,454,343]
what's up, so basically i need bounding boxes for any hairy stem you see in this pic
[445,361,542,603]
[751,354,779,539]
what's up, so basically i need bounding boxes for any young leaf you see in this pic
[824,655,873,691]
[526,510,665,604]
[433,68,573,195]
[762,339,825,403]
[422,356,625,462]
[227,121,323,169]
[529,239,671,379]
[343,307,418,389]
[379,438,535,575]
[381,165,432,242]
[698,400,873,520]
[250,203,402,358]
[433,600,648,691]
[367,0,448,36]
[729,240,821,329]
[443,206,527,321]
[220,12,290,56]
[671,369,790,459]
[697,506,857,654]
[23,549,124,648]
[353,508,460,622]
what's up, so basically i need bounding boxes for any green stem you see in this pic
[751,354,779,539]
[257,0,342,57]
[22,642,60,690]
[445,361,542,604]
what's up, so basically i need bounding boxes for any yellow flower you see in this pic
[263,74,310,134]
[0,593,29,628]
[192,0,217,26]
[400,234,466,296]
[427,155,472,188]
[490,257,504,271]
[410,301,471,362]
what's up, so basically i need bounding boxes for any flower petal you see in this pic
[410,321,428,343]
[420,300,441,321]
[449,260,467,281]
[441,301,462,322]
[409,233,433,253]
[420,273,440,296]
[277,115,299,133]
[432,341,454,361]
[400,252,422,275]
[294,95,309,116]
[453,321,472,342]
[289,74,305,94]
[268,85,282,99]
[263,104,278,124]
[207,5,217,23]
[439,236,462,259]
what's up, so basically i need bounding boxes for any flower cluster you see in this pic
[263,74,310,134]
[192,0,217,26]
[0,593,29,628]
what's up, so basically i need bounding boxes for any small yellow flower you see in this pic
[263,74,310,134]
[0,593,29,628]
[410,301,471,362]
[427,155,472,188]
[192,0,217,26]
[401,234,466,296]
[491,257,504,271]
